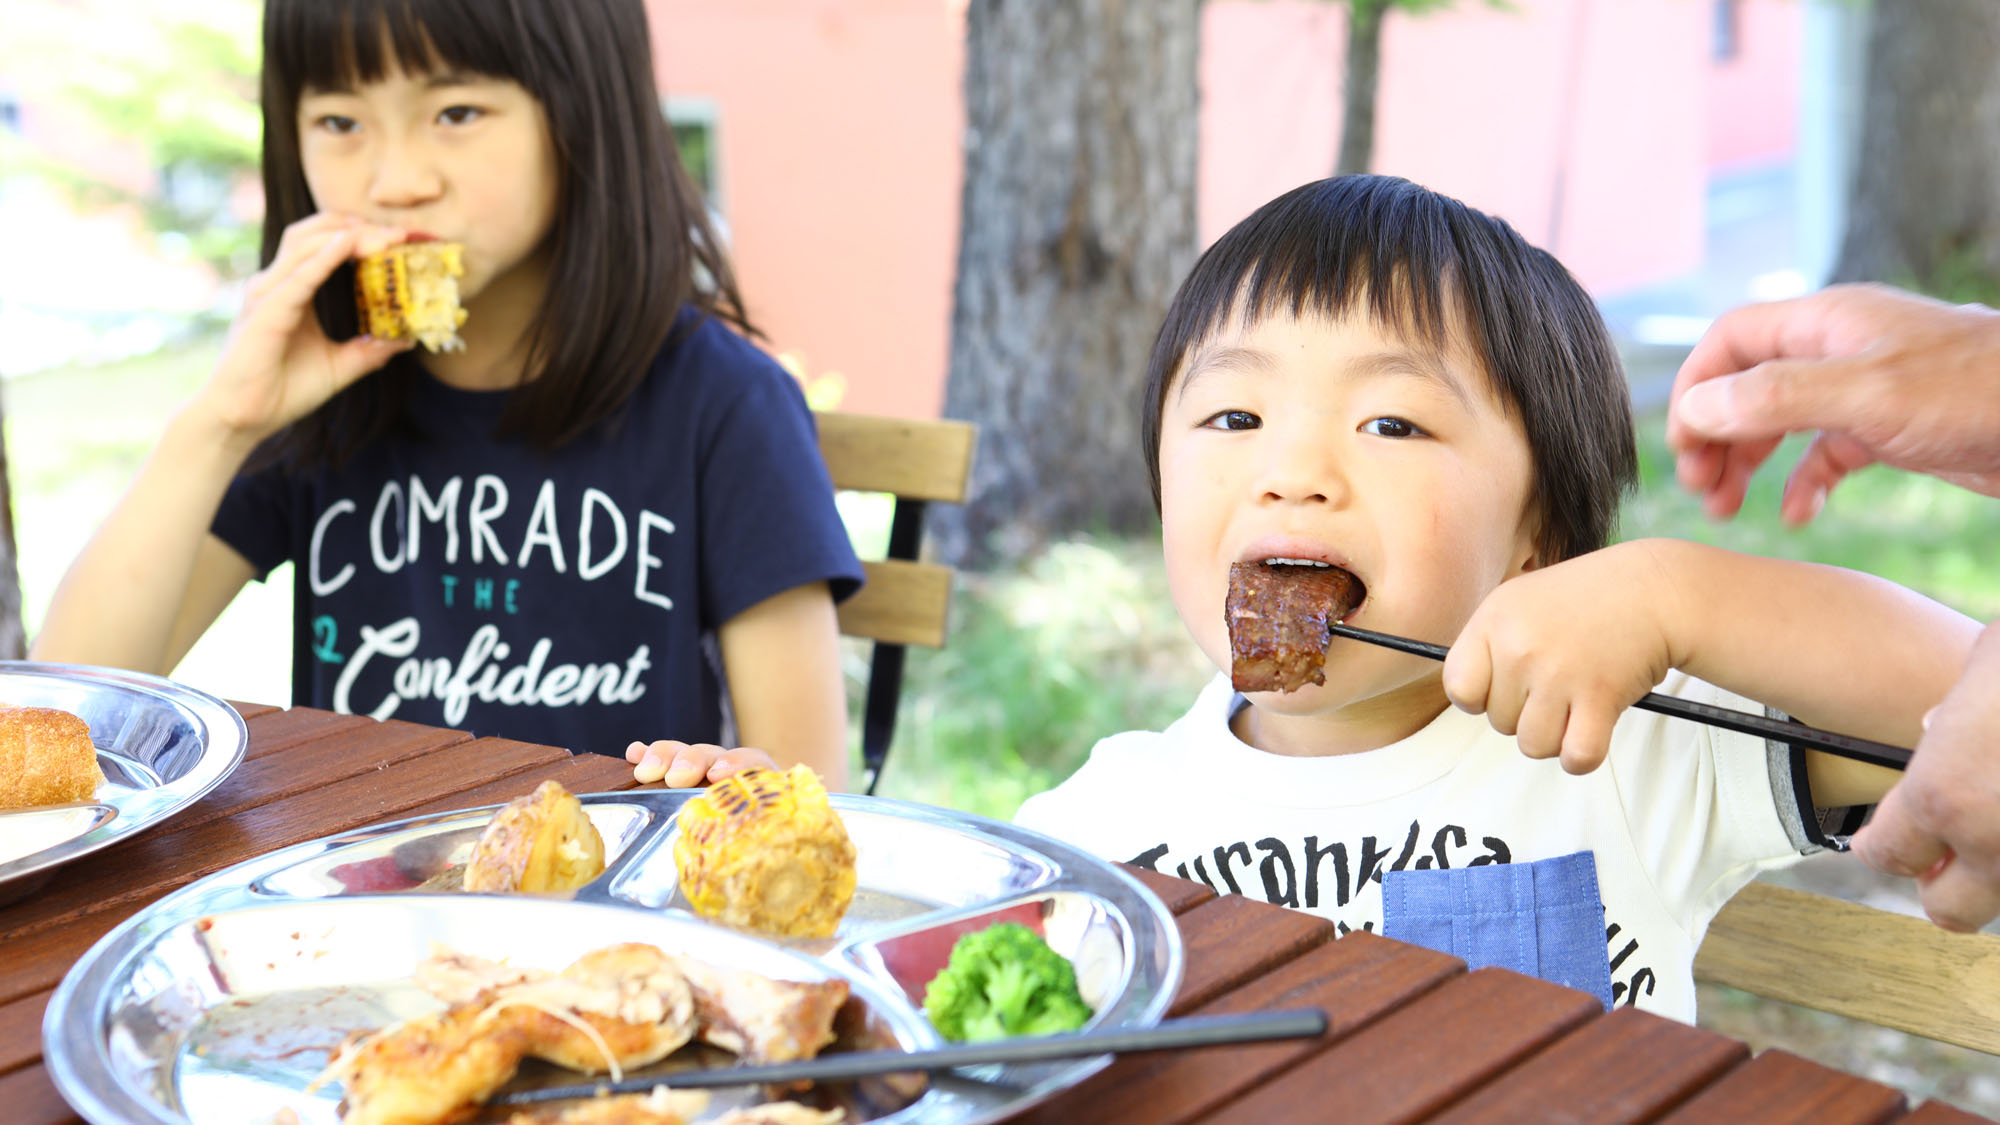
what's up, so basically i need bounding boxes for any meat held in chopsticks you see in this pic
[1227,561,1365,694]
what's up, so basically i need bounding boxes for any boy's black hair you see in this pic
[258,0,751,467]
[1140,175,1637,563]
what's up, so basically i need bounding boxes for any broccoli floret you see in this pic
[921,922,1095,1042]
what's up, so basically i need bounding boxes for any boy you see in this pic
[1013,175,1977,1020]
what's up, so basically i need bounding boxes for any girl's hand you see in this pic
[200,213,414,447]
[1442,541,1688,774]
[626,739,780,787]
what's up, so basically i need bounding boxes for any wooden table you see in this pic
[1,705,1991,1124]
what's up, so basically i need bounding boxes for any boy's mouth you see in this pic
[1225,560,1367,694]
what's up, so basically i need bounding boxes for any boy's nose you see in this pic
[1254,438,1348,506]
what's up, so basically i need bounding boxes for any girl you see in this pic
[32,0,862,787]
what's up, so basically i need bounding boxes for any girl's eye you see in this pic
[1361,416,1423,438]
[1202,410,1261,432]
[314,115,360,135]
[438,105,484,126]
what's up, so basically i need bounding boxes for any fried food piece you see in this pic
[505,1088,710,1125]
[464,781,607,894]
[0,706,104,809]
[674,766,856,939]
[712,1105,846,1125]
[668,954,848,1064]
[354,240,468,352]
[322,999,531,1125]
[1226,561,1365,694]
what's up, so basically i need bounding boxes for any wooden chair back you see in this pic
[1695,880,2000,1054]
[815,412,977,794]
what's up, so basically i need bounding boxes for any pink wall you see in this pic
[648,0,1797,418]
[1201,0,1707,297]
[1706,0,1802,170]
[648,0,965,419]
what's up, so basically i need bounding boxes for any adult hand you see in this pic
[1851,619,2000,932]
[1667,283,2000,524]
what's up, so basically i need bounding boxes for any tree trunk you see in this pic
[1336,0,1387,176]
[1832,0,2000,290]
[931,0,1202,569]
[0,400,24,661]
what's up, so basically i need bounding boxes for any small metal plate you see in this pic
[46,789,1183,1124]
[0,662,248,907]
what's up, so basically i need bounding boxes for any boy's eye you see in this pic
[314,115,360,135]
[438,105,484,125]
[1360,416,1423,438]
[1201,410,1261,432]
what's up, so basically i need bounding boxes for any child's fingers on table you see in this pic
[628,739,681,784]
[664,743,728,787]
[707,747,779,780]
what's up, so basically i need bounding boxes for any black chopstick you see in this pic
[489,1008,1327,1106]
[1327,622,1913,771]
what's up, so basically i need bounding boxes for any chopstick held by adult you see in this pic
[1664,281,2000,933]
[1665,283,2000,526]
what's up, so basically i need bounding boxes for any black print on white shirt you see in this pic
[1130,822,1659,1007]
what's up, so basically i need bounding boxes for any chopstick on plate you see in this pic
[1326,621,1914,771]
[489,1008,1328,1107]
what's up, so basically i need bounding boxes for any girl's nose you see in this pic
[369,139,443,209]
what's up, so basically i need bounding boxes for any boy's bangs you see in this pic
[266,0,533,99]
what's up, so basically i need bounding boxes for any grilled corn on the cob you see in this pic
[674,766,856,938]
[354,240,468,352]
[463,780,607,893]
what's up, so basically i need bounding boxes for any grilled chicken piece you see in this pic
[321,1000,531,1125]
[1227,561,1365,694]
[667,954,849,1064]
[673,766,856,939]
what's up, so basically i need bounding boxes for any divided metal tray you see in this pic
[44,788,1183,1124]
[0,662,248,908]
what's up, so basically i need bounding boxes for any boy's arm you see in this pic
[716,580,851,790]
[1446,538,1978,808]
[1640,538,1976,807]
[31,406,260,674]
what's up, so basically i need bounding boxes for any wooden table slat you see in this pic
[165,718,474,836]
[0,990,50,1078]
[1427,1003,1749,1123]
[0,1064,78,1125]
[1656,1048,1907,1125]
[1167,893,1335,1017]
[1192,967,1604,1124]
[237,707,376,759]
[1898,1101,1998,1124]
[223,701,280,722]
[1122,866,1217,915]
[396,752,642,819]
[1010,930,1464,1125]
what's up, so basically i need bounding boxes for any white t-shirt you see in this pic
[1015,670,1834,1022]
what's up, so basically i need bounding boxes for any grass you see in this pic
[9,334,1998,1111]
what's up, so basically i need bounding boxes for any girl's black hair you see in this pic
[257,0,753,467]
[1140,174,1637,564]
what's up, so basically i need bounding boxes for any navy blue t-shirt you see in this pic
[211,312,864,756]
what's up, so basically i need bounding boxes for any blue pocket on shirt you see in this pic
[1380,850,1613,1011]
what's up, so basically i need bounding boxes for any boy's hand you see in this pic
[1442,541,1686,773]
[625,740,779,787]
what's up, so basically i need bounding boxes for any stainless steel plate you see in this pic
[0,662,249,907]
[46,790,1183,1124]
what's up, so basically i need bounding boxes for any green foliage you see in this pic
[921,922,1094,1042]
[29,1,263,275]
[1892,243,2000,310]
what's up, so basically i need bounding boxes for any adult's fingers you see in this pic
[1914,853,2000,933]
[1672,355,1872,444]
[1852,781,1952,879]
[1777,431,1880,526]
[1665,297,1837,452]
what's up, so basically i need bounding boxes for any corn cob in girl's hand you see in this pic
[354,239,468,352]
[674,765,857,939]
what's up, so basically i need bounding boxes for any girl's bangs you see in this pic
[266,0,534,97]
